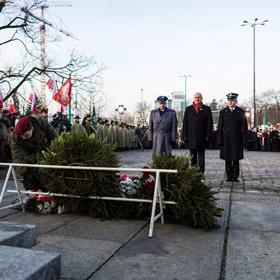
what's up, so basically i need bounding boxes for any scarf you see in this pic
[193,102,202,113]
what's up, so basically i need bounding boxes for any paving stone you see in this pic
[34,235,119,280]
[91,224,225,280]
[45,216,147,243]
[230,201,280,232]
[225,230,280,280]
[0,245,60,280]
[2,212,78,235]
[0,221,36,248]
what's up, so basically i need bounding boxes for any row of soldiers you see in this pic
[95,119,146,150]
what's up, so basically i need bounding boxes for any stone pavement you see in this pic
[0,149,280,279]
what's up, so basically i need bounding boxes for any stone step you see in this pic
[0,221,36,248]
[0,245,60,280]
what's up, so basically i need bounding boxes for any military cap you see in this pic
[226,93,238,100]
[157,96,168,103]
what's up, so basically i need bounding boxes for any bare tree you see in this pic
[134,101,151,125]
[0,2,104,113]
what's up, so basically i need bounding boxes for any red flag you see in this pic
[53,78,72,106]
[47,78,57,98]
[29,92,37,113]
[9,103,15,113]
[47,79,54,90]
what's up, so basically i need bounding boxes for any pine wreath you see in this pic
[152,153,223,229]
[39,132,120,217]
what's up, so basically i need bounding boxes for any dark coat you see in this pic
[148,108,177,158]
[217,106,248,161]
[182,104,213,150]
[11,114,57,176]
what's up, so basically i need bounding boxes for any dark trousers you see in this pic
[190,149,205,173]
[225,161,239,180]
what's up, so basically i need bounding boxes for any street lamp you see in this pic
[241,18,268,128]
[180,74,192,109]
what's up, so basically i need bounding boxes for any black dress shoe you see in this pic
[226,178,232,182]
[232,179,239,182]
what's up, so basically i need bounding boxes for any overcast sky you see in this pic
[2,0,280,115]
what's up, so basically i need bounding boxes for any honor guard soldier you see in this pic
[217,93,248,182]
[148,96,178,158]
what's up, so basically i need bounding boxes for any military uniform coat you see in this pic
[71,123,87,136]
[217,106,248,161]
[182,104,213,150]
[148,108,177,157]
[11,114,57,176]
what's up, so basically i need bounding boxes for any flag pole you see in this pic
[68,75,72,123]
[68,102,71,123]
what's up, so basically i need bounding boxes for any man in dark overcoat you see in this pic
[217,93,248,182]
[182,92,213,173]
[148,96,178,158]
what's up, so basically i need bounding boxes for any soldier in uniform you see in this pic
[0,109,12,162]
[82,114,96,135]
[182,92,213,173]
[71,115,87,136]
[148,96,178,158]
[217,93,248,182]
[11,114,57,191]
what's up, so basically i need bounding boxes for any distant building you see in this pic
[170,91,185,111]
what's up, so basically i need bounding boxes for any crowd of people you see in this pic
[246,127,280,152]
[182,127,280,152]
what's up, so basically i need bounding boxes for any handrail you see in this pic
[0,162,177,174]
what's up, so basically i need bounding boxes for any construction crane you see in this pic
[21,1,77,106]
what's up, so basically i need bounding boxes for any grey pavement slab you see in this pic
[225,229,280,280]
[0,245,60,280]
[91,223,225,280]
[0,194,20,218]
[230,200,280,232]
[0,179,25,218]
[0,221,36,248]
[0,208,18,218]
[34,218,148,279]
[232,192,280,203]
[45,216,148,243]
[2,212,78,235]
[34,235,121,280]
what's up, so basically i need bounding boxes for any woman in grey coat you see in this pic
[148,96,178,158]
